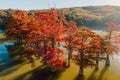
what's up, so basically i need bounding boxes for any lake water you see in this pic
[0,42,14,71]
[0,30,5,33]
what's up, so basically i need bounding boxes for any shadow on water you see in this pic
[14,65,62,80]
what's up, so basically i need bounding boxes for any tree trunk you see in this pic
[50,36,56,72]
[106,54,110,66]
[67,37,72,67]
[106,30,111,66]
[79,66,84,76]
[51,36,55,48]
[79,51,84,76]
[95,53,99,70]
[36,42,40,59]
[43,39,47,54]
[58,42,60,47]
[68,50,72,67]
[50,67,56,73]
[17,36,21,45]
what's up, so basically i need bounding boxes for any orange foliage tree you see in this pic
[71,27,103,76]
[5,8,120,77]
[63,21,78,67]
[6,10,32,45]
[102,22,119,65]
[24,8,67,70]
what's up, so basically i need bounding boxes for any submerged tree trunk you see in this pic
[106,54,110,66]
[95,53,99,70]
[79,51,84,76]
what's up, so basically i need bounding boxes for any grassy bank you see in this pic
[0,33,5,38]
[1,31,120,80]
[0,33,6,43]
[0,33,15,44]
[0,55,120,80]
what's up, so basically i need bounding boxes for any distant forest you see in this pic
[1,5,120,30]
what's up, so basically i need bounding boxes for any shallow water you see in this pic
[0,30,5,33]
[0,42,14,71]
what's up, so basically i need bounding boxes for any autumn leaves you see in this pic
[5,8,120,76]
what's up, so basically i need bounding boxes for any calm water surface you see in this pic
[0,42,14,71]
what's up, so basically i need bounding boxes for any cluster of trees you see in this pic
[65,14,106,29]
[5,8,120,76]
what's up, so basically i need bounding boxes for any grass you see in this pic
[0,56,120,80]
[0,33,5,38]
[0,32,120,80]
[0,33,15,44]
[0,33,6,44]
